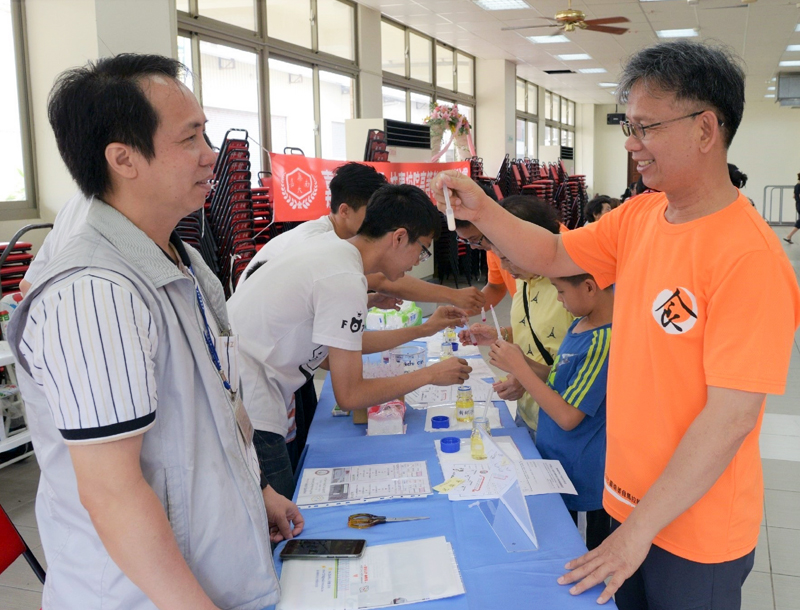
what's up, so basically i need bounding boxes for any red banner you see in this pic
[269,153,470,222]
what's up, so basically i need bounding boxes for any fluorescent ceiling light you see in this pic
[788,45,800,52]
[779,60,800,67]
[557,53,592,61]
[473,0,530,9]
[796,24,800,32]
[579,68,607,74]
[598,82,618,87]
[527,35,570,43]
[768,86,776,91]
[656,29,698,38]
[765,94,776,98]
[639,0,673,2]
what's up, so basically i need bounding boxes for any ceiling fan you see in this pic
[501,0,630,35]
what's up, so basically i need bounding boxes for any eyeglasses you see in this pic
[456,235,486,248]
[417,240,432,263]
[620,110,720,140]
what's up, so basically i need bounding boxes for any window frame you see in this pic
[3,0,38,220]
[515,77,539,160]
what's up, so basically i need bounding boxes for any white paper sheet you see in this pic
[425,331,480,358]
[277,537,465,610]
[423,404,502,432]
[296,461,432,508]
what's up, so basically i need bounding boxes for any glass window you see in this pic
[177,0,189,12]
[516,79,526,112]
[561,98,568,126]
[177,35,195,93]
[460,104,473,132]
[0,0,27,202]
[516,119,525,158]
[381,21,406,77]
[544,91,552,120]
[568,101,576,126]
[457,53,473,95]
[268,58,314,156]
[561,128,568,147]
[267,0,312,48]
[382,86,406,121]
[566,130,574,148]
[410,91,431,124]
[552,94,560,122]
[317,0,354,60]
[527,82,538,115]
[436,45,453,90]
[527,121,537,158]
[409,32,431,82]
[199,0,257,31]
[319,70,354,160]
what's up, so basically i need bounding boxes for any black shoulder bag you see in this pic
[522,282,554,367]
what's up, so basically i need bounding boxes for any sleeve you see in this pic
[704,250,800,394]
[22,238,54,286]
[486,251,503,285]
[311,271,368,351]
[555,326,611,417]
[561,205,627,290]
[23,273,159,443]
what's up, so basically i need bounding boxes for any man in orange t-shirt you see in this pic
[432,41,800,610]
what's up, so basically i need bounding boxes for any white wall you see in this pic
[356,4,382,119]
[728,100,800,221]
[574,102,594,193]
[592,104,629,199]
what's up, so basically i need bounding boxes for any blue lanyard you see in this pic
[190,266,232,393]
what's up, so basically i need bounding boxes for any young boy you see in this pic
[489,273,613,550]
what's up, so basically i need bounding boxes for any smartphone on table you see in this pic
[279,539,366,560]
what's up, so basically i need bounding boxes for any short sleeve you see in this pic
[487,251,503,285]
[561,207,625,290]
[311,272,368,351]
[20,272,159,443]
[553,326,611,417]
[704,250,800,394]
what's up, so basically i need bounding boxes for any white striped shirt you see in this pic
[18,268,158,443]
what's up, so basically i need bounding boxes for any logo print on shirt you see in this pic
[652,287,698,334]
[547,327,556,339]
[341,311,364,333]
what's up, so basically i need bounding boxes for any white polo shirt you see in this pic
[228,233,367,440]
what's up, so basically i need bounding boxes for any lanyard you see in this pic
[190,266,233,393]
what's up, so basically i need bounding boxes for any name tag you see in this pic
[233,391,254,446]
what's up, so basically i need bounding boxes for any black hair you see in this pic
[728,163,748,189]
[617,40,745,148]
[498,195,560,234]
[357,184,441,242]
[554,273,596,287]
[48,53,185,199]
[585,195,612,222]
[455,181,496,229]
[330,162,387,213]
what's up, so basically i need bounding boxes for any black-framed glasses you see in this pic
[456,235,486,248]
[417,240,432,263]
[620,110,718,140]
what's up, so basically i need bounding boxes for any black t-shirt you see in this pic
[794,182,800,206]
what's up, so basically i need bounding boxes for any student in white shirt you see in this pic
[229,184,473,498]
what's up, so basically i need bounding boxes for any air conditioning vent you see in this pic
[560,146,574,160]
[383,119,431,149]
[777,73,800,106]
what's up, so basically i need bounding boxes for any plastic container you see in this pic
[470,416,491,460]
[390,345,426,374]
[455,386,474,423]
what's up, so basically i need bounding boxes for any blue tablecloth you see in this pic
[271,359,615,609]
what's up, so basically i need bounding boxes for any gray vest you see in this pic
[8,200,279,610]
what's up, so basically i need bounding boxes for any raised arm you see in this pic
[431,172,584,278]
[366,273,485,315]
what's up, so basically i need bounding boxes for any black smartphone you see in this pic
[279,538,366,560]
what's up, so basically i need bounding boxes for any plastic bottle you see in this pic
[440,339,453,360]
[455,385,474,423]
[470,416,491,460]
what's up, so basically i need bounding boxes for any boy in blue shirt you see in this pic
[490,273,613,550]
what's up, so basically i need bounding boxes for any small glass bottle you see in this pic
[455,385,474,423]
[470,416,491,460]
[440,339,453,360]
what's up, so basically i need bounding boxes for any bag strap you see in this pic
[522,282,554,367]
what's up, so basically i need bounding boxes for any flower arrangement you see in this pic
[423,103,471,135]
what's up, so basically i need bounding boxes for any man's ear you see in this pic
[337,202,351,217]
[392,227,408,247]
[105,142,139,181]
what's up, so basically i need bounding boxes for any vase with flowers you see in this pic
[423,103,475,162]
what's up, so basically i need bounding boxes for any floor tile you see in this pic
[761,435,800,462]
[761,414,800,437]
[753,526,771,573]
[0,585,42,610]
[768,527,800,577]
[766,397,800,416]
[763,459,800,491]
[742,571,774,610]
[774,574,800,610]
[765,490,800,530]
[0,554,44,592]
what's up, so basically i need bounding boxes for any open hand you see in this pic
[428,357,472,386]
[458,323,497,346]
[368,292,402,311]
[263,485,305,543]
[449,286,485,316]
[558,520,652,604]
[425,305,469,334]
[489,340,526,376]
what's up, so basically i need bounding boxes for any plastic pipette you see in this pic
[490,305,502,342]
[443,186,456,231]
[462,317,478,346]
[481,307,486,322]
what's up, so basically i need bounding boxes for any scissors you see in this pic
[347,513,429,529]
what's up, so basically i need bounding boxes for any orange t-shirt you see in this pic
[562,192,800,563]
[486,250,517,296]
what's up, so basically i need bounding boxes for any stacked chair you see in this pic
[363,129,388,162]
[0,241,33,297]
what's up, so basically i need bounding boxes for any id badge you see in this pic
[232,391,254,446]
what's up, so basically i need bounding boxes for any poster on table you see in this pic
[269,153,470,222]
